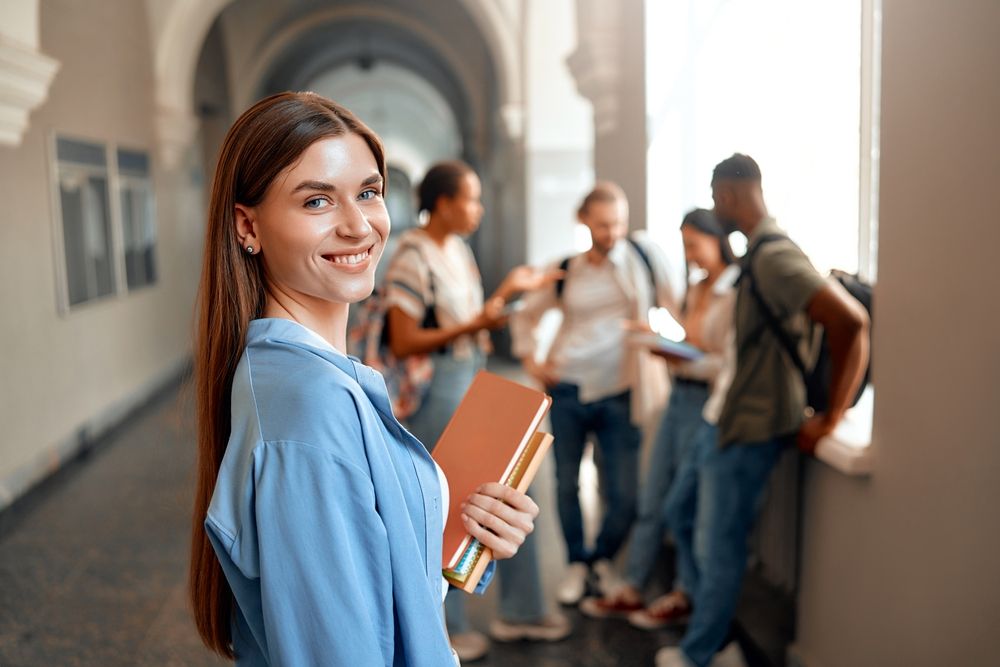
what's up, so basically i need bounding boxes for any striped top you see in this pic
[383,228,490,360]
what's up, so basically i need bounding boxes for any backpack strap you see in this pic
[741,234,809,378]
[554,237,657,301]
[390,241,436,308]
[383,241,442,344]
[554,256,573,299]
[625,236,657,297]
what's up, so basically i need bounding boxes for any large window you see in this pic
[645,0,880,282]
[52,137,157,310]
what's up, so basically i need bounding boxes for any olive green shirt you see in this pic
[718,218,827,446]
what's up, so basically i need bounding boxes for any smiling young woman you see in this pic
[189,92,539,665]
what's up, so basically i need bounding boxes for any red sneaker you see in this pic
[579,594,645,619]
[628,592,692,630]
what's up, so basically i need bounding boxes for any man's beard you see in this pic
[592,240,615,256]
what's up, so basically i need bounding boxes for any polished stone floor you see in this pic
[0,376,788,666]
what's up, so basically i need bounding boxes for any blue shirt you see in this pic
[205,318,492,666]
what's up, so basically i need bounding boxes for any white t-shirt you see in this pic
[555,257,631,400]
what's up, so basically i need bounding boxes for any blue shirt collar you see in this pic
[246,318,401,424]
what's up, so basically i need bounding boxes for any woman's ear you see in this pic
[235,204,260,254]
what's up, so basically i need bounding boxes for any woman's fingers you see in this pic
[459,484,539,561]
[476,483,540,518]
[463,494,533,535]
[461,502,526,546]
[461,514,517,560]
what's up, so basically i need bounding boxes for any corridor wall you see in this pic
[0,0,201,510]
[792,1,1000,665]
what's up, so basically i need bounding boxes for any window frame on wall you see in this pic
[116,147,158,291]
[48,133,158,314]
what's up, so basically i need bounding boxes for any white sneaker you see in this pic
[655,643,746,667]
[489,612,572,642]
[655,647,691,667]
[591,558,626,597]
[556,562,589,605]
[450,631,489,662]
[712,642,746,667]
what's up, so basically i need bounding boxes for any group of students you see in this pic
[188,91,869,667]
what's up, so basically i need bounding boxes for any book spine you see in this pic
[443,433,550,585]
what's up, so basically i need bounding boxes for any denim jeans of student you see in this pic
[660,421,718,607]
[405,351,548,633]
[676,435,786,667]
[548,383,642,564]
[625,381,709,593]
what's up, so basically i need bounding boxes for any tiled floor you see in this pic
[0,376,789,666]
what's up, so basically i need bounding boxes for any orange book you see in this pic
[431,371,553,592]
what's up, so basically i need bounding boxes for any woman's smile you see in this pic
[322,242,376,272]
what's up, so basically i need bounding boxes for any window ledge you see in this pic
[814,386,874,476]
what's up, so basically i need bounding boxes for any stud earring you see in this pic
[246,245,255,254]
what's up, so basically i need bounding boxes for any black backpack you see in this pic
[554,237,657,299]
[742,234,873,414]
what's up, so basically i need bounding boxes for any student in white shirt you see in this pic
[510,182,676,605]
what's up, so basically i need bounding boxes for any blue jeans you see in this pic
[625,381,709,592]
[661,421,718,605]
[678,436,786,667]
[548,383,641,564]
[405,352,548,632]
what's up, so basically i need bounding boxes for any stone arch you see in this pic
[151,0,520,165]
[235,7,484,159]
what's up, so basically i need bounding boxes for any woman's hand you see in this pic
[622,319,654,334]
[497,265,565,300]
[468,296,507,332]
[460,483,539,560]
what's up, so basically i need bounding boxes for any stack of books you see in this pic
[432,371,553,593]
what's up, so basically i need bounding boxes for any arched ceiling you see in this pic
[306,62,463,181]
[150,0,523,166]
[249,13,479,160]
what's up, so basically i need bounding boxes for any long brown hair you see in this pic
[189,92,386,658]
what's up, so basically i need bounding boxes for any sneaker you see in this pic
[489,612,572,642]
[712,641,747,667]
[556,562,589,605]
[591,558,626,597]
[578,590,644,619]
[450,631,489,662]
[628,591,692,630]
[655,647,691,667]
[654,642,746,667]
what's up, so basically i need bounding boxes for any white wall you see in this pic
[0,0,39,46]
[0,0,200,509]
[524,0,594,265]
[794,1,1000,665]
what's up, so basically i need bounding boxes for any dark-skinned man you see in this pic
[657,154,870,667]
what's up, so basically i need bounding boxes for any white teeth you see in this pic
[331,249,370,265]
